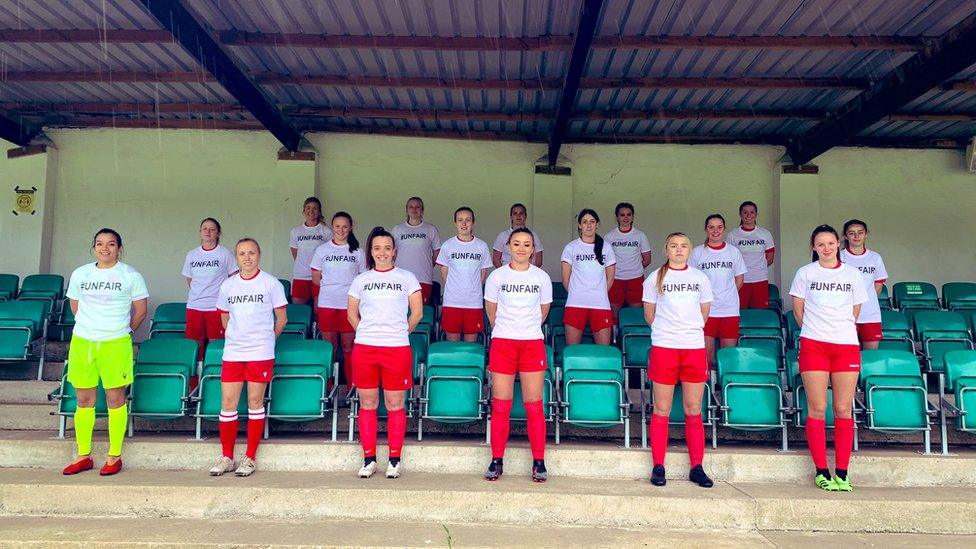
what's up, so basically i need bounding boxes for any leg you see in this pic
[245,381,268,460]
[339,333,356,388]
[358,387,380,460]
[681,381,706,468]
[105,387,128,463]
[445,332,461,342]
[462,332,480,343]
[593,326,612,346]
[800,371,830,472]
[383,389,408,460]
[650,382,676,466]
[219,381,244,459]
[489,373,515,459]
[73,387,97,461]
[564,325,583,346]
[830,371,859,476]
[861,340,879,350]
[718,338,738,348]
[704,337,716,370]
[521,370,547,461]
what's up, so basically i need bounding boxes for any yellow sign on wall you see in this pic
[14,186,36,215]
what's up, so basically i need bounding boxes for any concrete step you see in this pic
[1,468,974,535]
[3,516,974,548]
[2,431,975,487]
[0,380,60,404]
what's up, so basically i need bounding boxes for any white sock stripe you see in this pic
[248,407,266,420]
[218,411,238,422]
[248,413,266,420]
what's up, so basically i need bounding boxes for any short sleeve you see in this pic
[347,276,362,300]
[309,245,324,271]
[603,243,616,266]
[129,271,149,301]
[355,249,368,273]
[642,277,658,304]
[689,248,701,269]
[699,274,713,304]
[66,268,82,300]
[180,251,193,278]
[270,278,288,308]
[224,248,239,276]
[533,231,544,252]
[216,281,230,312]
[492,232,506,253]
[483,272,499,303]
[404,271,422,295]
[560,243,574,264]
[852,274,870,306]
[480,242,493,269]
[539,272,553,305]
[789,269,807,300]
[733,249,748,276]
[639,232,652,253]
[725,231,736,246]
[434,240,449,267]
[430,226,442,250]
[875,255,888,282]
[288,227,298,248]
[764,230,776,251]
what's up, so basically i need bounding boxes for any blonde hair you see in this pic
[655,232,691,294]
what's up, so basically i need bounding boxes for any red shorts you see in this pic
[608,277,644,307]
[292,279,320,302]
[856,322,883,343]
[441,306,484,335]
[649,346,708,385]
[420,283,433,304]
[352,344,413,390]
[798,337,861,373]
[704,316,740,340]
[738,280,769,309]
[563,306,614,332]
[317,307,354,334]
[488,338,547,375]
[221,359,274,383]
[185,308,224,341]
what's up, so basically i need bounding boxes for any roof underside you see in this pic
[1,0,975,157]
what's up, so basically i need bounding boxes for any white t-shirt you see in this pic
[436,236,493,309]
[484,264,553,341]
[67,262,149,342]
[493,227,544,264]
[690,243,747,318]
[310,240,367,309]
[348,267,421,346]
[561,238,617,310]
[392,221,441,284]
[604,227,651,280]
[642,266,713,349]
[726,226,775,283]
[290,223,333,281]
[181,245,237,311]
[789,261,869,346]
[839,248,888,324]
[216,270,288,362]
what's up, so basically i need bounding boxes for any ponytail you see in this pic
[365,226,394,270]
[332,211,359,253]
[841,218,867,251]
[594,233,605,265]
[576,208,605,265]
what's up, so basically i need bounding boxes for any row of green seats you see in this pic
[0,299,49,380]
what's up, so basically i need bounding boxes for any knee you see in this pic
[105,391,126,409]
[832,402,853,419]
[683,402,701,416]
[652,403,671,417]
[246,393,265,410]
[359,393,379,410]
[75,392,96,408]
[806,401,828,419]
[384,394,405,412]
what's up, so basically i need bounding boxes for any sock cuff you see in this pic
[219,411,239,422]
[107,404,127,414]
[651,413,670,423]
[834,417,854,426]
[523,400,543,411]
[248,407,266,420]
[387,408,406,418]
[359,408,378,418]
[806,416,826,426]
[492,398,513,410]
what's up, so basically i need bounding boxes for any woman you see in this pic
[643,232,714,488]
[311,212,366,388]
[726,201,775,309]
[62,228,149,476]
[605,202,652,316]
[391,196,441,305]
[690,214,747,368]
[483,228,553,482]
[436,207,492,342]
[790,225,868,492]
[492,203,543,268]
[290,197,332,305]
[182,218,237,359]
[839,219,888,350]
[348,227,424,479]
[561,209,616,346]
[209,238,288,477]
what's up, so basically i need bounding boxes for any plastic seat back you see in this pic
[0,274,18,300]
[278,279,292,302]
[0,299,45,334]
[561,345,624,425]
[739,308,782,332]
[944,350,976,392]
[878,284,891,310]
[943,282,976,311]
[270,339,333,419]
[892,281,939,309]
[617,307,645,329]
[130,338,198,417]
[552,282,568,302]
[282,303,312,338]
[716,347,779,382]
[149,303,188,338]
[859,350,927,429]
[716,347,783,430]
[19,274,64,301]
[424,342,486,423]
[914,310,969,339]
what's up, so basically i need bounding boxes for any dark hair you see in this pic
[810,224,839,262]
[739,200,758,214]
[303,197,325,224]
[454,206,475,222]
[614,202,634,217]
[200,217,222,244]
[704,214,726,243]
[331,211,359,253]
[93,228,123,249]
[509,203,527,224]
[842,218,868,250]
[365,226,395,270]
[576,209,606,265]
[235,237,261,255]
[506,227,536,255]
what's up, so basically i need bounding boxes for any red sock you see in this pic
[343,351,353,388]
[834,417,855,471]
[650,413,669,466]
[805,417,828,469]
[359,408,378,458]
[524,400,546,460]
[684,414,705,468]
[490,398,513,459]
[245,408,265,460]
[218,411,238,459]
[387,408,407,458]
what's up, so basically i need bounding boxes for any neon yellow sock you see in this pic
[107,404,128,457]
[74,407,96,456]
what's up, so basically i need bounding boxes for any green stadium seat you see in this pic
[560,345,630,447]
[280,303,313,340]
[551,281,568,306]
[418,341,487,440]
[48,362,109,439]
[0,274,18,301]
[943,350,976,433]
[858,349,936,454]
[192,340,247,439]
[18,274,64,304]
[942,282,976,312]
[0,299,48,379]
[148,303,188,339]
[129,338,199,430]
[880,309,915,352]
[785,310,801,349]
[269,339,339,441]
[49,302,75,342]
[768,283,782,311]
[278,279,292,303]
[786,348,835,427]
[642,379,716,450]
[509,346,559,438]
[878,284,891,310]
[618,307,651,379]
[738,309,785,366]
[412,305,436,343]
[892,282,940,325]
[715,347,789,450]
[913,311,973,374]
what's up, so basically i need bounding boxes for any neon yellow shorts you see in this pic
[67,334,134,390]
